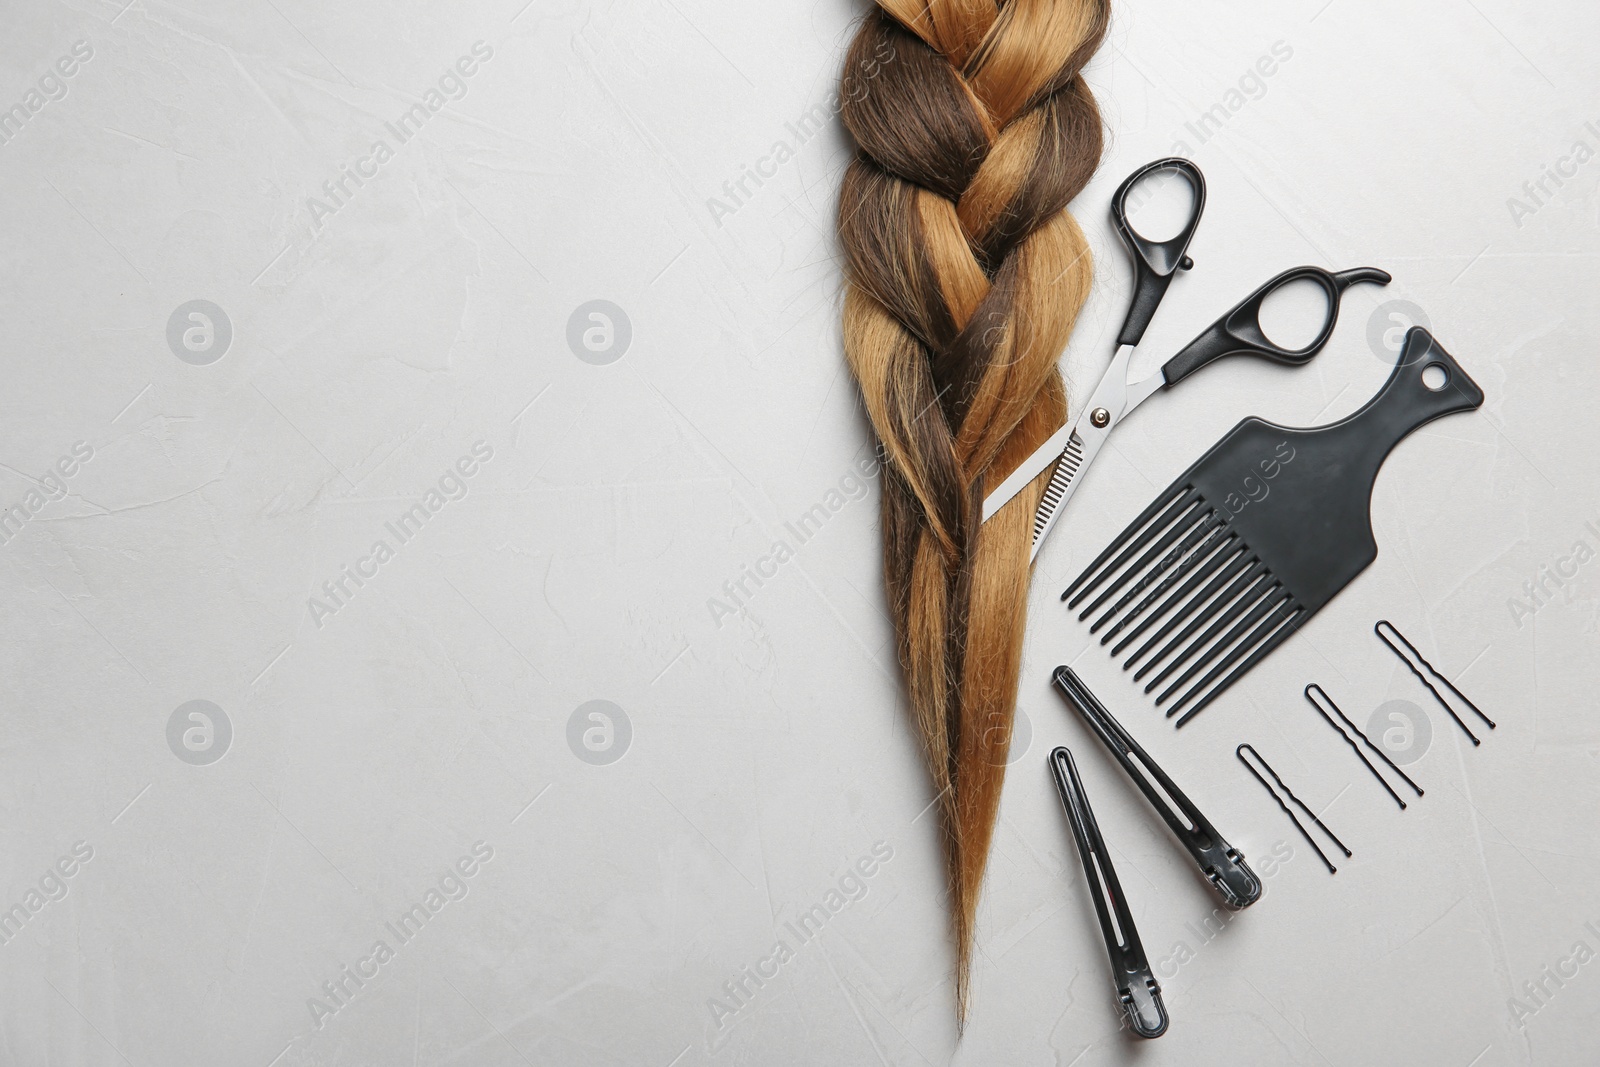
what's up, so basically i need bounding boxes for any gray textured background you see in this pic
[1,0,1596,1064]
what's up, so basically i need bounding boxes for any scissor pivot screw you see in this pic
[1090,408,1111,427]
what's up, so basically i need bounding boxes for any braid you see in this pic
[837,0,1108,1023]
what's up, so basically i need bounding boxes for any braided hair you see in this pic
[837,0,1108,1023]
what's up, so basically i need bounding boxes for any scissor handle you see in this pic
[1112,157,1206,348]
[1160,265,1392,386]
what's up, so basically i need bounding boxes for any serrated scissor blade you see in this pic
[1028,424,1110,561]
[980,343,1163,551]
[981,420,1078,523]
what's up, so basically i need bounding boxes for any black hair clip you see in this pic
[1375,620,1495,744]
[1054,666,1260,908]
[1050,746,1169,1039]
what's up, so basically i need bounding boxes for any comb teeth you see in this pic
[1063,485,1196,607]
[1139,569,1278,689]
[1111,535,1245,658]
[1104,528,1237,652]
[1075,499,1217,622]
[1064,486,1306,723]
[1033,435,1087,541]
[1170,603,1306,727]
[1152,582,1290,703]
[1088,514,1227,635]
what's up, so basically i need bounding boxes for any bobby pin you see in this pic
[1304,683,1424,811]
[1374,620,1495,745]
[1236,743,1351,875]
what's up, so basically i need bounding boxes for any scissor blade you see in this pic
[1029,422,1110,561]
[983,344,1149,522]
[981,420,1079,522]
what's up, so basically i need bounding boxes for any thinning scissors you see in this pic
[981,157,1390,560]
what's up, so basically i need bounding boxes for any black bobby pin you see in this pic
[1304,683,1424,810]
[1235,743,1351,875]
[1374,620,1495,745]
